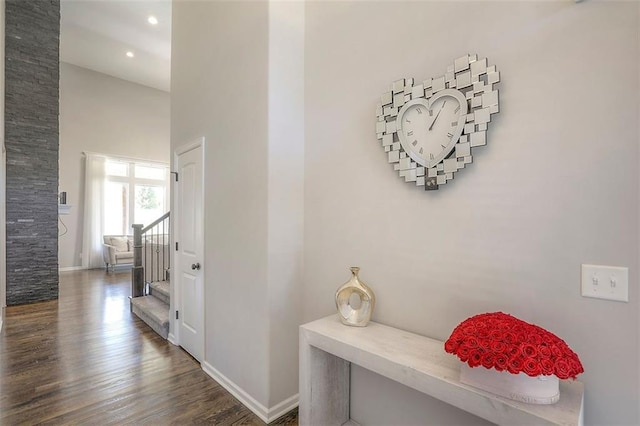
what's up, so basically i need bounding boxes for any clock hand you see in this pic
[427,101,446,131]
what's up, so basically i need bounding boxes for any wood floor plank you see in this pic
[0,270,298,425]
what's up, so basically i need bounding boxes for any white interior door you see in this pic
[175,140,204,361]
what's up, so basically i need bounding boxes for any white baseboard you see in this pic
[59,266,87,272]
[202,361,298,423]
[167,332,178,345]
[268,393,299,423]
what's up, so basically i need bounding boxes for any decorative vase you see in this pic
[335,267,375,327]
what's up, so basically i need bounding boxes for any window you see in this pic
[103,159,168,235]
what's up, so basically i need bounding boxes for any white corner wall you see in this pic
[267,0,304,411]
[171,1,303,420]
[58,63,170,269]
[303,2,638,425]
[171,0,272,415]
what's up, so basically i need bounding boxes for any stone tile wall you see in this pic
[5,0,60,305]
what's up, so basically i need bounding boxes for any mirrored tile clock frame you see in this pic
[376,54,500,190]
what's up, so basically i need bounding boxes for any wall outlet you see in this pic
[581,264,628,302]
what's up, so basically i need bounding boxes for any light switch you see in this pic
[581,264,628,302]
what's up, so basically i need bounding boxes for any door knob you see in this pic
[191,263,201,270]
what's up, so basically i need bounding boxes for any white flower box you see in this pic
[460,363,560,405]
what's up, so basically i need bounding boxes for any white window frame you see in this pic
[104,157,169,234]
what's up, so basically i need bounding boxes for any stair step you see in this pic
[131,295,169,339]
[150,281,170,304]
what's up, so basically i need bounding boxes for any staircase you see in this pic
[131,280,170,338]
[130,213,171,340]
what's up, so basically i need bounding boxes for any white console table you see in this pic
[299,315,584,426]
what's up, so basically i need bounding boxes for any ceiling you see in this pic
[60,0,172,92]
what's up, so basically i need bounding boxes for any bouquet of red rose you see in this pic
[444,312,583,380]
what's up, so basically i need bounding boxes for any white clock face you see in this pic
[396,89,468,169]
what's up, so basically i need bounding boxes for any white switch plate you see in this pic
[581,264,628,302]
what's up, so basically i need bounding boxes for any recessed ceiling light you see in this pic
[126,51,134,58]
[148,16,158,25]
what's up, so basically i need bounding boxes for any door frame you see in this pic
[170,137,206,349]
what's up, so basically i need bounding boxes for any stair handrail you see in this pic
[131,211,171,298]
[140,211,170,234]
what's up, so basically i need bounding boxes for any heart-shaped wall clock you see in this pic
[376,54,500,190]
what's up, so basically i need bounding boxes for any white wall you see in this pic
[59,62,170,268]
[171,0,271,411]
[303,2,639,425]
[171,1,303,419]
[267,1,304,409]
[172,1,639,424]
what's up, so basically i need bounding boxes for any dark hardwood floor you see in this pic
[0,269,298,425]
